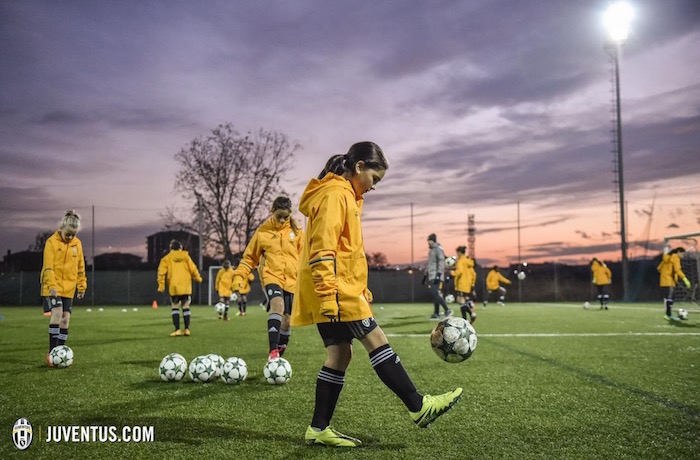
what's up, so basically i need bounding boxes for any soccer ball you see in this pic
[583,301,590,309]
[444,294,455,304]
[221,357,248,384]
[445,256,456,267]
[263,357,292,384]
[159,353,187,382]
[49,345,74,368]
[517,271,526,280]
[189,355,219,383]
[207,353,225,377]
[430,317,477,363]
[215,302,226,314]
[678,308,689,320]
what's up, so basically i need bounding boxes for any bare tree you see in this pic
[28,231,54,252]
[367,252,389,269]
[166,123,299,261]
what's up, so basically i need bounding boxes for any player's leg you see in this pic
[457,292,468,319]
[602,285,610,309]
[223,297,230,320]
[664,287,674,318]
[464,293,477,323]
[57,298,72,346]
[305,323,360,447]
[182,295,192,336]
[498,286,507,306]
[44,296,63,365]
[597,285,604,308]
[266,284,284,359]
[241,293,248,315]
[278,291,293,356]
[170,296,182,336]
[429,281,444,318]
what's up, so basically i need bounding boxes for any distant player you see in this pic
[41,210,87,366]
[292,142,462,447]
[484,265,511,307]
[658,247,692,319]
[232,196,303,360]
[235,272,255,316]
[157,240,202,336]
[215,260,234,320]
[451,246,477,323]
[590,257,612,310]
[426,233,452,319]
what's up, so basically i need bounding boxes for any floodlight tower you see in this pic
[604,1,633,301]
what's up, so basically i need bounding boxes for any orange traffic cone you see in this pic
[152,300,158,309]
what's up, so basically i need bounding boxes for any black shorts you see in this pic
[265,284,294,314]
[455,290,473,299]
[317,317,378,347]
[171,295,191,306]
[661,286,675,301]
[42,297,73,313]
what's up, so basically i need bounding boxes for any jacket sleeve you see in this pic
[233,231,261,287]
[215,270,223,291]
[42,238,57,293]
[307,191,345,308]
[157,256,168,291]
[188,256,202,283]
[500,273,512,285]
[672,255,687,281]
[436,248,446,280]
[76,241,87,293]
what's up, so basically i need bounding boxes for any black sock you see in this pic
[665,299,673,317]
[278,329,290,356]
[238,301,243,313]
[267,313,282,352]
[171,309,180,330]
[49,324,60,352]
[370,344,423,412]
[224,305,229,318]
[242,301,247,313]
[183,309,190,329]
[57,328,68,346]
[460,304,468,319]
[311,366,345,430]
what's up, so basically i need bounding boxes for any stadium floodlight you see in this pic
[603,1,634,301]
[603,2,634,42]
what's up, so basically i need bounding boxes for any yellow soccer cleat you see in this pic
[304,426,362,447]
[184,328,191,336]
[410,388,463,428]
[170,329,183,337]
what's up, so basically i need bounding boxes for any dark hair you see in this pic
[170,240,182,250]
[492,265,498,270]
[456,246,466,254]
[271,195,300,233]
[222,260,231,268]
[318,141,388,179]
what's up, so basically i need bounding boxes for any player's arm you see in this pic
[188,256,203,283]
[76,241,87,298]
[42,238,57,296]
[156,256,168,292]
[233,232,261,287]
[307,192,345,319]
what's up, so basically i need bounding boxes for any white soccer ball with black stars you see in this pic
[517,271,526,280]
[444,294,455,304]
[49,345,74,368]
[159,353,187,382]
[221,357,248,384]
[445,256,456,267]
[214,302,226,314]
[583,301,590,309]
[263,357,292,384]
[207,353,225,378]
[430,317,477,363]
[189,355,219,383]
[678,308,688,320]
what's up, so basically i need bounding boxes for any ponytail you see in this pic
[318,141,388,179]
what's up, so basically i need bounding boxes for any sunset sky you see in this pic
[1,0,699,268]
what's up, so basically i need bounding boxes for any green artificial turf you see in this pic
[1,302,698,459]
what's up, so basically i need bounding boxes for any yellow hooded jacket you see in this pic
[486,268,511,291]
[215,266,235,297]
[157,249,202,296]
[452,255,476,293]
[41,231,87,298]
[657,253,686,287]
[591,260,612,286]
[291,173,373,326]
[232,216,302,293]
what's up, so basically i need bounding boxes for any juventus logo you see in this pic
[12,418,33,450]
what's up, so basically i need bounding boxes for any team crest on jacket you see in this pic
[72,247,77,255]
[289,232,295,240]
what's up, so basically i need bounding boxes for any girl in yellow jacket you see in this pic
[485,266,511,307]
[658,247,691,318]
[234,272,256,316]
[215,260,234,320]
[232,196,303,359]
[590,257,612,309]
[291,142,462,447]
[450,246,477,323]
[41,210,87,365]
[157,240,202,336]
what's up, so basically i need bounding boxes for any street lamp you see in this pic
[603,1,633,301]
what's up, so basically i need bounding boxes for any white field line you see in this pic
[386,332,700,338]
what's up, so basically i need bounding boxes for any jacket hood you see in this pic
[170,249,190,262]
[299,173,357,217]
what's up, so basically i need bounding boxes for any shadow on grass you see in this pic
[486,338,700,418]
[668,320,699,328]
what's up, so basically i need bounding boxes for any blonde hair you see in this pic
[59,209,81,232]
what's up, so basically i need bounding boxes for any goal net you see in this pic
[664,232,700,309]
